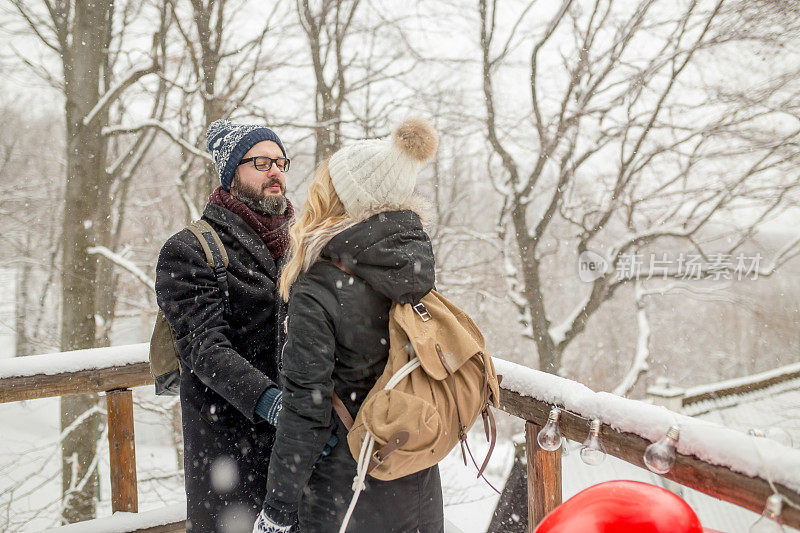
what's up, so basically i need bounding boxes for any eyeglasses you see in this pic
[239,156,291,172]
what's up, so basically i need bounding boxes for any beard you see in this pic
[232,174,287,216]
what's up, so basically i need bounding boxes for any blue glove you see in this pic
[316,421,339,464]
[252,508,293,533]
[254,387,282,426]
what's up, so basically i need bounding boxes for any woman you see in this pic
[254,118,444,532]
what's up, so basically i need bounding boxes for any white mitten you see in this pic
[252,509,293,533]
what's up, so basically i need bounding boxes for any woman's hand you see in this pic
[252,508,294,533]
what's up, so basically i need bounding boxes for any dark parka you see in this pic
[156,203,286,533]
[266,209,444,533]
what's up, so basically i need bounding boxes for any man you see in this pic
[156,119,292,532]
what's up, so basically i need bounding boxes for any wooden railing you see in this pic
[1,346,799,532]
[501,389,800,529]
[0,345,184,533]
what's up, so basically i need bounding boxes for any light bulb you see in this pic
[749,494,786,532]
[644,425,679,474]
[580,419,606,465]
[537,408,563,451]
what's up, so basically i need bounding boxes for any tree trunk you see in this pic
[15,241,31,357]
[59,0,113,523]
[194,1,225,204]
[314,99,341,165]
[511,207,559,373]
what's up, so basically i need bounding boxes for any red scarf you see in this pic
[208,186,294,260]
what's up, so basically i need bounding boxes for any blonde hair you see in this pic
[279,159,349,301]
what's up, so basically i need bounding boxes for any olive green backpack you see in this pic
[150,220,230,396]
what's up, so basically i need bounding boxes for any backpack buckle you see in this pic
[371,450,385,466]
[413,303,431,322]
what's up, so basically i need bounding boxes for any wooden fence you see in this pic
[1,346,798,532]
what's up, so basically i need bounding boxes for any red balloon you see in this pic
[535,480,704,533]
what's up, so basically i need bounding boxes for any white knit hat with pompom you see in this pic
[328,118,438,218]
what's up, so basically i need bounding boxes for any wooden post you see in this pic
[526,421,562,530]
[106,388,138,513]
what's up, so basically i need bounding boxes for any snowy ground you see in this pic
[0,391,186,532]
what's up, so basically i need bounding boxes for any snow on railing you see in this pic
[43,502,185,533]
[496,358,800,494]
[496,358,800,528]
[0,344,149,379]
[0,344,151,404]
[682,361,800,404]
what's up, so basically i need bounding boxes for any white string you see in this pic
[340,435,374,533]
[748,430,800,514]
[694,409,800,515]
[385,358,421,389]
[338,357,421,533]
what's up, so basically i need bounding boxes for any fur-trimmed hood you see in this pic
[316,197,435,304]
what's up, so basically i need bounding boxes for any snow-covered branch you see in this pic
[87,246,155,290]
[502,251,535,340]
[609,226,692,260]
[758,233,800,275]
[176,159,202,220]
[612,280,651,397]
[103,120,212,162]
[82,63,159,128]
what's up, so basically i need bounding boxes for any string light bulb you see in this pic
[749,494,786,532]
[537,408,563,451]
[644,425,680,474]
[580,419,607,465]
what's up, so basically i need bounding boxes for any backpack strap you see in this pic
[368,430,409,474]
[332,393,354,430]
[187,220,229,267]
[332,393,407,475]
[437,344,501,494]
[321,258,355,276]
[186,220,232,316]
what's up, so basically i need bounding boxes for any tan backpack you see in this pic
[332,288,501,532]
[149,220,229,395]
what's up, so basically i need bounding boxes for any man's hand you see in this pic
[252,508,294,533]
[254,387,282,426]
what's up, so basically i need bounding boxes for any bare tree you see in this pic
[104,1,287,216]
[298,0,362,162]
[7,0,165,522]
[0,104,63,357]
[479,0,800,375]
[167,1,283,207]
[296,0,421,163]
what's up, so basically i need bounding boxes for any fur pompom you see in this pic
[393,118,438,162]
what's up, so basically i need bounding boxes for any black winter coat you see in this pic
[266,210,444,532]
[156,203,286,533]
